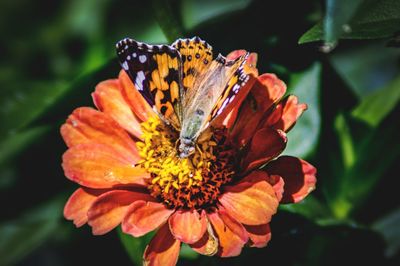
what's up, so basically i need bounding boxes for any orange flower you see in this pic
[62,50,316,266]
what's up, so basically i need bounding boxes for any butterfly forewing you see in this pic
[116,38,182,129]
[172,37,213,93]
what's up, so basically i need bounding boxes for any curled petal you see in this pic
[118,70,155,122]
[123,201,174,237]
[227,50,247,60]
[169,209,207,244]
[207,211,246,257]
[244,224,271,248]
[64,188,107,227]
[219,171,279,226]
[143,223,181,266]
[62,143,149,188]
[266,156,317,203]
[92,79,143,138]
[190,223,219,256]
[87,190,150,235]
[267,174,285,202]
[265,95,307,132]
[60,107,139,162]
[231,73,287,147]
[227,50,258,68]
[242,127,287,172]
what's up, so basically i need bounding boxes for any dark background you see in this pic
[0,0,399,265]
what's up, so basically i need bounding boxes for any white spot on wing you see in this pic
[132,52,137,58]
[139,55,147,63]
[135,71,145,91]
[122,61,129,70]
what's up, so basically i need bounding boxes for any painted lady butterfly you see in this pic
[116,37,250,158]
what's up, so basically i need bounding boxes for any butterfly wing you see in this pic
[116,38,182,129]
[209,53,250,121]
[180,53,250,141]
[172,37,213,93]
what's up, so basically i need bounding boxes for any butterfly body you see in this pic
[116,37,250,158]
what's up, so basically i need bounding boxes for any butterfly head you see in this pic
[179,137,195,158]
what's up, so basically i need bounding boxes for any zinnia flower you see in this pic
[62,47,316,265]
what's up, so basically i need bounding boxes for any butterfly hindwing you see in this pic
[209,52,250,121]
[180,52,250,141]
[116,38,182,128]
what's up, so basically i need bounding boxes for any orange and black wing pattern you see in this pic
[172,37,213,93]
[116,38,182,129]
[209,52,250,121]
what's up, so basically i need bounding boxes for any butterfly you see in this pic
[116,36,251,158]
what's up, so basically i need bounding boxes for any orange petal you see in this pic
[219,171,279,225]
[60,107,139,162]
[244,224,271,248]
[242,127,287,172]
[218,208,248,243]
[62,143,149,188]
[92,79,143,138]
[143,223,181,266]
[265,95,307,132]
[64,187,107,227]
[226,50,258,68]
[231,73,287,147]
[122,201,174,237]
[169,209,207,244]
[118,70,155,122]
[190,223,219,256]
[267,174,285,202]
[207,211,246,257]
[87,189,150,235]
[266,156,317,203]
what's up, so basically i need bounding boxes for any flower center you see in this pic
[136,116,235,209]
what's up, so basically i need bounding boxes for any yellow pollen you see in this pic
[135,117,236,209]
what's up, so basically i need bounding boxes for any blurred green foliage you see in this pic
[0,0,399,265]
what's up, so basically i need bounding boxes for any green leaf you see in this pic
[0,81,66,139]
[324,0,364,43]
[0,60,117,140]
[329,114,400,219]
[117,227,155,265]
[151,0,184,43]
[283,63,321,159]
[181,0,252,30]
[180,243,199,260]
[299,23,324,44]
[344,0,400,39]
[299,0,400,43]
[373,208,400,257]
[329,42,400,99]
[334,114,356,170]
[0,196,64,265]
[279,196,333,225]
[352,74,400,127]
